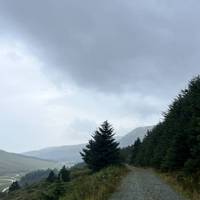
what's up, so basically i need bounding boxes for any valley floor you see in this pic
[0,174,22,192]
[110,167,186,200]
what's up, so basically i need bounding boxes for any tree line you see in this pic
[9,166,70,193]
[130,76,200,175]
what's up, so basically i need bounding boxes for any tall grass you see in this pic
[158,171,200,200]
[60,165,128,200]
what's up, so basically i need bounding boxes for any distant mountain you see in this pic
[119,126,154,148]
[23,126,154,164]
[0,150,56,176]
[24,144,86,163]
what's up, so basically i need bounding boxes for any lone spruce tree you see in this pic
[81,121,120,171]
[46,170,56,182]
[58,166,70,182]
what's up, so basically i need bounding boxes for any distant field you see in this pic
[0,174,22,192]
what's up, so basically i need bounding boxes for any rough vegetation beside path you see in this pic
[110,167,186,200]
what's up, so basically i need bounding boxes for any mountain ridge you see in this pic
[119,125,154,147]
[24,125,154,163]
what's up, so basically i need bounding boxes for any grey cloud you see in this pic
[62,118,97,144]
[2,0,200,152]
[0,0,200,96]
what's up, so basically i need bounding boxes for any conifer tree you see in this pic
[130,138,141,164]
[81,121,120,171]
[9,181,20,192]
[129,75,200,176]
[46,170,56,182]
[58,166,70,182]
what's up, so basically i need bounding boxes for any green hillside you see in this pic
[0,150,56,176]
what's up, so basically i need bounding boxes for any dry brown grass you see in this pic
[157,171,200,200]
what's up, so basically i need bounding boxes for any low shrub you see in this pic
[61,165,128,200]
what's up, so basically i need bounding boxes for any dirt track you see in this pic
[110,167,186,200]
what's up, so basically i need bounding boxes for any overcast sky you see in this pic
[0,0,199,152]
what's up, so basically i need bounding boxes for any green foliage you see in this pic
[131,76,200,176]
[9,181,20,192]
[3,180,68,200]
[2,166,127,200]
[130,138,141,164]
[60,166,128,200]
[20,169,53,187]
[119,145,133,163]
[46,171,57,183]
[58,166,70,182]
[81,121,121,171]
[40,182,66,200]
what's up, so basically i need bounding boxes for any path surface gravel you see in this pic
[110,167,186,200]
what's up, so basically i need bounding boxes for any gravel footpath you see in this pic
[110,167,186,200]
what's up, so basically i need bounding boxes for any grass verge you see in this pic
[157,171,200,200]
[61,165,129,200]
